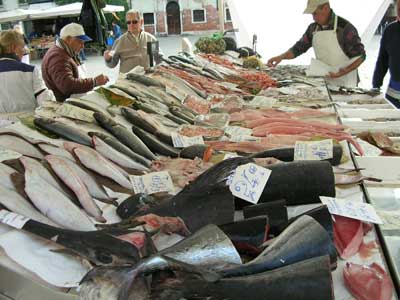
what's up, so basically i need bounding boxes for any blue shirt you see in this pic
[113,24,122,39]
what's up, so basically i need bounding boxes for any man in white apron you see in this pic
[267,0,365,88]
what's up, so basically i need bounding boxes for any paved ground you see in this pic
[32,34,389,90]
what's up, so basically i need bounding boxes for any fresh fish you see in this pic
[116,193,159,219]
[37,143,75,161]
[179,144,213,161]
[93,112,156,160]
[0,134,43,159]
[45,155,106,223]
[73,146,133,190]
[333,215,363,259]
[0,186,57,226]
[88,132,151,167]
[0,162,18,190]
[24,169,96,231]
[47,154,117,205]
[92,135,149,171]
[219,215,337,278]
[67,98,113,117]
[169,106,196,124]
[335,174,382,185]
[126,73,165,88]
[131,124,179,157]
[154,255,333,300]
[111,82,145,99]
[34,117,92,146]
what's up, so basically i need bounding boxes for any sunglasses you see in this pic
[127,20,139,25]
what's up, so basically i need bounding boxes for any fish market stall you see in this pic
[0,52,398,300]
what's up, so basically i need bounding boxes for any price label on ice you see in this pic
[229,163,272,204]
[129,171,174,195]
[0,147,22,162]
[0,210,30,229]
[294,139,333,161]
[225,126,253,137]
[171,132,204,148]
[320,196,383,224]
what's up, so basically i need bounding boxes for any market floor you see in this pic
[32,34,388,89]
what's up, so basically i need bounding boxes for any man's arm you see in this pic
[328,56,364,78]
[372,31,389,89]
[267,24,314,67]
[104,38,121,69]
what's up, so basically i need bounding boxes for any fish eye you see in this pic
[96,251,113,264]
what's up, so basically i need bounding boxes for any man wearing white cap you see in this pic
[42,23,109,101]
[267,0,365,88]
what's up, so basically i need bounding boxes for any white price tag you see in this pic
[377,210,400,230]
[56,103,95,123]
[248,96,277,108]
[129,171,174,195]
[294,139,333,161]
[229,163,272,204]
[229,135,261,142]
[225,126,253,137]
[320,196,383,224]
[0,210,30,229]
[0,147,22,162]
[171,132,204,148]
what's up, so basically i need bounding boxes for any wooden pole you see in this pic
[218,0,225,32]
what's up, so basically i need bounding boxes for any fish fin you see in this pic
[50,247,81,257]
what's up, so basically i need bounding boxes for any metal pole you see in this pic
[218,0,224,32]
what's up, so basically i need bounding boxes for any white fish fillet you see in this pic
[0,135,43,159]
[24,169,96,231]
[0,162,17,190]
[38,144,75,161]
[0,185,58,226]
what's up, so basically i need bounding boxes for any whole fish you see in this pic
[131,125,179,157]
[91,135,149,171]
[0,186,57,226]
[88,132,151,167]
[0,134,43,159]
[67,98,113,117]
[47,154,117,205]
[73,146,133,190]
[93,112,156,160]
[46,155,106,223]
[24,169,96,231]
[34,117,92,146]
[0,162,18,190]
[126,73,166,88]
[37,143,75,161]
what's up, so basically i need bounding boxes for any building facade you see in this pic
[131,0,233,36]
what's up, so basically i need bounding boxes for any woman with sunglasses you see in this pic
[104,9,158,73]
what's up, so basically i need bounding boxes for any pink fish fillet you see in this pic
[245,117,347,131]
[333,215,364,259]
[344,262,393,300]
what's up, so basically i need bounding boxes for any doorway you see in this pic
[166,1,181,35]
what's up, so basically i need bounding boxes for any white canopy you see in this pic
[227,0,392,65]
[0,3,124,23]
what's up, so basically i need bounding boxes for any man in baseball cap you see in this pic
[267,0,365,88]
[42,23,109,101]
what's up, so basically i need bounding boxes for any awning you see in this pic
[29,3,124,19]
[0,9,32,23]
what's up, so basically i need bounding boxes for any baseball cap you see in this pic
[60,23,92,42]
[303,0,330,14]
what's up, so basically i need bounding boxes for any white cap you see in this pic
[60,23,92,41]
[303,0,330,14]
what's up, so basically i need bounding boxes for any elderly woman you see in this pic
[103,9,158,73]
[0,29,54,113]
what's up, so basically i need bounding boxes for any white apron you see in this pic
[70,63,88,99]
[312,15,359,88]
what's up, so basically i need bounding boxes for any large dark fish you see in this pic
[131,124,179,157]
[34,117,92,146]
[88,132,151,167]
[219,216,269,256]
[179,144,213,160]
[126,73,166,88]
[219,215,337,278]
[152,255,333,300]
[5,213,142,266]
[242,200,288,237]
[249,145,343,166]
[116,193,160,219]
[93,112,156,160]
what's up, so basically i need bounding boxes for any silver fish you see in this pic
[0,134,43,159]
[37,143,75,161]
[24,169,96,231]
[46,155,106,223]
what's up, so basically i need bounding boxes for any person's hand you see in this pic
[267,56,282,68]
[328,68,346,79]
[104,50,112,61]
[94,74,109,86]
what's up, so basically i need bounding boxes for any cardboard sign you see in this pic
[171,132,204,148]
[130,171,174,195]
[0,210,30,229]
[294,139,333,161]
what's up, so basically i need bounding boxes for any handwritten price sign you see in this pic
[294,139,333,161]
[229,163,272,204]
[171,132,205,148]
[320,196,383,224]
[129,171,174,195]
